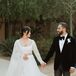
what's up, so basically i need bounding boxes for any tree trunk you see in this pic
[69,10,73,36]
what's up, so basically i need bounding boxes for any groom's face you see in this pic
[57,24,64,35]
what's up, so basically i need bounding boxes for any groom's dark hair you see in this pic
[58,22,69,33]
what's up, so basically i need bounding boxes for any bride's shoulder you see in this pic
[29,39,36,43]
[14,39,20,44]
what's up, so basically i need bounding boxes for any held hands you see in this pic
[69,67,76,73]
[40,62,46,69]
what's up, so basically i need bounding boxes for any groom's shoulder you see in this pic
[70,36,76,42]
[68,34,75,40]
[67,35,76,43]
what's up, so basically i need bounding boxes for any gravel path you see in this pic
[0,59,76,76]
[0,59,9,76]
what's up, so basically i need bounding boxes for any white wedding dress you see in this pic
[6,39,46,76]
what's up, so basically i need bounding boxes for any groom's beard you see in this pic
[57,31,63,36]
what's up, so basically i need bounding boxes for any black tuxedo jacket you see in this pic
[44,34,76,71]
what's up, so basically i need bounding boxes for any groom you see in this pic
[44,22,76,76]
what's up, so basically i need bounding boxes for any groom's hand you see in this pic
[69,67,76,73]
[40,62,46,69]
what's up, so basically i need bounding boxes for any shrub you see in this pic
[0,36,18,56]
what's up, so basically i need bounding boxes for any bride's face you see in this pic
[23,31,31,38]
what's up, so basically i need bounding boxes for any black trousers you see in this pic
[54,65,70,76]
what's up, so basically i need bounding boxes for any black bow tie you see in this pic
[59,36,65,40]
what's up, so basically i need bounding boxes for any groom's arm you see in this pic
[70,37,76,73]
[44,37,56,63]
[72,37,76,67]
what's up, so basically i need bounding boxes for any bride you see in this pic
[6,26,47,76]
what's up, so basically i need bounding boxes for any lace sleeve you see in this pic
[11,40,21,61]
[32,40,44,64]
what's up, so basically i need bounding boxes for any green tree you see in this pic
[59,0,76,36]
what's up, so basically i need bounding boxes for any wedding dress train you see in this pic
[6,39,46,76]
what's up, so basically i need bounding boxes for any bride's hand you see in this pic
[40,62,46,69]
[70,67,76,73]
[22,53,29,60]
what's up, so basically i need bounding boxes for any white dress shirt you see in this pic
[59,33,68,53]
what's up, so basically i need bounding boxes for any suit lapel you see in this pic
[57,37,61,52]
[61,34,70,52]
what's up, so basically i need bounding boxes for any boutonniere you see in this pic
[67,38,71,43]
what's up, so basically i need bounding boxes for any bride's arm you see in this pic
[11,40,21,60]
[32,40,45,64]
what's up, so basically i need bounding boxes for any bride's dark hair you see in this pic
[21,26,31,36]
